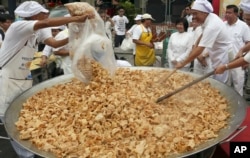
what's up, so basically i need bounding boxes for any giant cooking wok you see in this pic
[4,67,247,158]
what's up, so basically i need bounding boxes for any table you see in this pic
[212,107,250,158]
[29,52,58,85]
[114,47,163,66]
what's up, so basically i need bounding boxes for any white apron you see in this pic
[193,57,212,75]
[0,45,35,118]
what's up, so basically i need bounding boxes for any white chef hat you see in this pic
[239,0,250,14]
[134,14,142,21]
[15,1,49,18]
[191,0,213,13]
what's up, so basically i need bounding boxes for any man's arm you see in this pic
[175,46,205,68]
[215,57,248,74]
[54,49,69,56]
[44,37,68,48]
[133,39,154,48]
[241,42,250,53]
[33,14,94,31]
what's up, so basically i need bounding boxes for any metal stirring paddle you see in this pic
[156,70,215,103]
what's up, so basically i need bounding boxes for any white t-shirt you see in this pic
[126,24,139,55]
[112,15,129,35]
[225,19,250,57]
[132,24,152,40]
[127,24,137,35]
[0,20,51,67]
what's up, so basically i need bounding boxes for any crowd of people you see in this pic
[1,0,250,157]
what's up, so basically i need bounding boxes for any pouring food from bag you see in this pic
[65,2,117,83]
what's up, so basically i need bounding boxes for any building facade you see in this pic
[1,0,244,22]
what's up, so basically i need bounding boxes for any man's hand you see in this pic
[242,63,249,70]
[235,49,244,59]
[197,55,207,67]
[171,60,177,65]
[146,42,154,48]
[40,55,48,67]
[175,62,184,69]
[74,13,95,22]
[214,65,227,74]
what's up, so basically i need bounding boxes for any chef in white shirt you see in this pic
[176,0,233,84]
[215,0,250,74]
[224,4,250,96]
[0,1,93,157]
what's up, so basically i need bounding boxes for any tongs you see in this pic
[156,70,215,103]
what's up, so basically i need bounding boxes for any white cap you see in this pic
[240,0,250,14]
[191,0,213,13]
[142,13,155,21]
[15,1,49,18]
[134,14,142,21]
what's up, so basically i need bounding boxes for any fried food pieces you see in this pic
[16,64,229,158]
[65,2,95,17]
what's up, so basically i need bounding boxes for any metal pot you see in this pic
[4,67,247,158]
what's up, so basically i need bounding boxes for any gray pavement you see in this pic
[0,123,18,158]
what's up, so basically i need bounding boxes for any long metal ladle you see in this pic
[156,70,215,103]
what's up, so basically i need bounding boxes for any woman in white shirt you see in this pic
[167,17,193,71]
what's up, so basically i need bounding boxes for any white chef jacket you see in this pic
[199,13,233,83]
[225,19,250,95]
[191,26,212,74]
[0,20,52,158]
[167,31,193,69]
[225,19,250,58]
[52,28,72,75]
[0,21,51,66]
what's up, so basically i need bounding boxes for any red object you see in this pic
[47,0,62,8]
[212,0,220,16]
[212,107,250,158]
[47,2,55,7]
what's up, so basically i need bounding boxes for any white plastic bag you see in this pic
[120,36,134,51]
[66,2,117,83]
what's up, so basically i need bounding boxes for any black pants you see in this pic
[114,34,125,47]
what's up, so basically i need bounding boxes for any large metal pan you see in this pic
[4,67,247,158]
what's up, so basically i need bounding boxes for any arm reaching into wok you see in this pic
[215,56,249,74]
[175,46,205,69]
